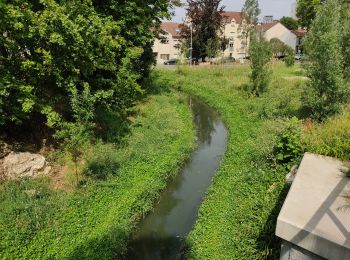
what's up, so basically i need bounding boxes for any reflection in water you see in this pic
[126,97,228,260]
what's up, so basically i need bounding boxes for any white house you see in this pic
[256,22,297,51]
[153,22,182,64]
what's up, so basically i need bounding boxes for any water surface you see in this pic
[126,97,227,259]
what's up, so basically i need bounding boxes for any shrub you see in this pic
[275,117,303,165]
[249,34,272,96]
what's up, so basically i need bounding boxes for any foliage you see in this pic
[296,0,322,28]
[302,108,350,161]
[181,0,224,61]
[303,0,348,120]
[341,2,350,80]
[157,63,304,259]
[249,34,272,96]
[241,0,260,24]
[284,50,295,67]
[0,91,195,258]
[280,16,299,30]
[275,117,303,164]
[270,38,295,67]
[240,0,260,46]
[0,0,174,140]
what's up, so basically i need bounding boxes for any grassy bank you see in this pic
[0,91,195,258]
[156,63,306,259]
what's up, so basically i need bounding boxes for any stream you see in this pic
[126,97,228,260]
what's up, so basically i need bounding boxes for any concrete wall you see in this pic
[264,23,297,51]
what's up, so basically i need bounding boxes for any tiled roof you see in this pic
[256,22,279,32]
[222,11,244,24]
[292,28,307,37]
[160,22,182,38]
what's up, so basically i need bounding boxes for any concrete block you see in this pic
[276,153,350,260]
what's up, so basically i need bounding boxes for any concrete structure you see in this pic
[153,22,182,64]
[276,153,350,260]
[257,22,297,51]
[221,11,249,60]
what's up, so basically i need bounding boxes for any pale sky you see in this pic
[169,0,297,22]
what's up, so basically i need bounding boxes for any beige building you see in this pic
[221,11,249,60]
[153,22,182,64]
[256,22,297,51]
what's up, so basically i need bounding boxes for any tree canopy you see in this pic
[296,0,322,28]
[181,0,224,61]
[0,0,176,139]
[280,16,299,30]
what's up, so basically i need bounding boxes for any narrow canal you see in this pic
[126,97,228,260]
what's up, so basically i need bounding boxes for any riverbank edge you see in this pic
[1,91,197,259]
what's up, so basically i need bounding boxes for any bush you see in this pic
[249,34,272,96]
[275,117,303,165]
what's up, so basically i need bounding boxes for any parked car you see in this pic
[164,59,177,65]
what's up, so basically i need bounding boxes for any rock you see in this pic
[2,152,51,180]
[285,165,298,184]
[0,141,11,159]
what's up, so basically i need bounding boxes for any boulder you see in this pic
[0,141,11,158]
[2,152,51,180]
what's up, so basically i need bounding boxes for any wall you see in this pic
[264,23,297,51]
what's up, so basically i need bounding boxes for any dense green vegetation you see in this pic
[155,63,304,259]
[303,0,350,120]
[0,91,195,258]
[0,0,177,145]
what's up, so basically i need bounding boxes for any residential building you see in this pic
[153,22,182,64]
[221,11,249,60]
[292,28,307,54]
[256,22,297,51]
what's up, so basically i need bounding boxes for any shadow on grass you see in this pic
[66,226,129,260]
[256,183,290,259]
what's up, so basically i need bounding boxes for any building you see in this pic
[292,28,307,54]
[153,22,182,64]
[256,22,297,51]
[221,11,249,61]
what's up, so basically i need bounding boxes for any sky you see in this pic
[168,0,297,23]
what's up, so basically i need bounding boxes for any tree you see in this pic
[249,34,272,96]
[303,0,348,120]
[296,0,323,29]
[340,2,350,80]
[269,38,295,66]
[240,0,260,49]
[280,16,299,30]
[181,0,224,61]
[242,0,260,24]
[0,0,175,139]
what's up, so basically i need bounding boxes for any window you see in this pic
[229,43,234,51]
[229,32,235,43]
[160,54,170,60]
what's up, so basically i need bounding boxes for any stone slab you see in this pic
[276,153,350,260]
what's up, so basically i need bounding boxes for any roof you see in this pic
[256,22,279,32]
[160,22,182,38]
[292,28,307,37]
[222,11,244,24]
